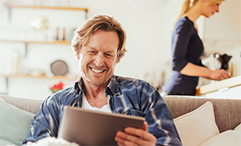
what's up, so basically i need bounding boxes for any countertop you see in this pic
[196,75,241,95]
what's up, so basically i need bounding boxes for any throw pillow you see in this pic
[0,98,35,146]
[199,130,241,146]
[0,139,16,145]
[174,101,219,146]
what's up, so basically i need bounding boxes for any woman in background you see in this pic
[162,0,230,96]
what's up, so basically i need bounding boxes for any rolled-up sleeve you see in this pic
[22,95,60,144]
[139,82,182,145]
[172,20,193,72]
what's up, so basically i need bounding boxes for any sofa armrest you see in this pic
[0,94,43,114]
[163,96,241,133]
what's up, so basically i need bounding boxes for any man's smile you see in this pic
[90,67,105,73]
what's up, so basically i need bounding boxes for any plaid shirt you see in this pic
[23,75,182,146]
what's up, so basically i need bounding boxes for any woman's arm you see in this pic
[180,62,231,81]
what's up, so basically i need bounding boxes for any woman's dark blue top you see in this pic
[162,16,205,95]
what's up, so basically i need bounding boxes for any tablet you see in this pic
[58,106,145,146]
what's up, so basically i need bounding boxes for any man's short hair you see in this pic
[71,15,127,63]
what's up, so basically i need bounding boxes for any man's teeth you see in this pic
[91,68,104,73]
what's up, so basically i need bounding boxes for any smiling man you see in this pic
[23,15,182,146]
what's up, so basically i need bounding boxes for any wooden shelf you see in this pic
[0,40,71,57]
[5,4,88,21]
[0,40,71,44]
[1,74,77,94]
[4,74,77,81]
[2,4,86,95]
[6,4,88,12]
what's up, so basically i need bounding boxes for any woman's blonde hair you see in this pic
[71,15,127,63]
[177,0,225,20]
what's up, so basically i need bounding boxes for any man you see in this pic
[23,15,182,146]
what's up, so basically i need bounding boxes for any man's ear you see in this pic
[75,53,80,60]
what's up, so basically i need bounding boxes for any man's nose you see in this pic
[216,7,219,13]
[94,54,104,67]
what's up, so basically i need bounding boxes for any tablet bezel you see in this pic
[58,106,145,145]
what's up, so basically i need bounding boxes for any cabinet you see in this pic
[0,3,88,95]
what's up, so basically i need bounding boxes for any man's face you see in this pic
[77,29,119,87]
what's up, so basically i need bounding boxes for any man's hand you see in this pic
[115,122,156,146]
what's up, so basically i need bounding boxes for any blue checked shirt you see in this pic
[23,75,182,146]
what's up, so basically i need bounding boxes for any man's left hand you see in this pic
[115,122,156,146]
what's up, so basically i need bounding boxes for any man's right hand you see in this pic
[115,122,156,146]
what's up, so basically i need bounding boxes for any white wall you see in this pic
[203,0,241,40]
[82,0,168,79]
[201,0,241,77]
[0,0,170,99]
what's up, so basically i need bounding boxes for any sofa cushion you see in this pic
[0,98,35,145]
[174,101,219,146]
[0,94,43,114]
[234,123,241,132]
[199,130,241,146]
[163,96,241,133]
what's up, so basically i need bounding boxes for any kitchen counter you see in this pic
[196,75,241,96]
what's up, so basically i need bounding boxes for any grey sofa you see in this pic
[0,94,241,146]
[163,96,241,133]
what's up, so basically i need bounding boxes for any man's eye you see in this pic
[105,53,113,57]
[88,51,96,54]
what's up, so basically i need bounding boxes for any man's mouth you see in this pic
[90,67,105,73]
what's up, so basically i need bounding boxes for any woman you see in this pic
[162,0,230,96]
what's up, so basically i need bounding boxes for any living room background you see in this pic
[0,0,240,99]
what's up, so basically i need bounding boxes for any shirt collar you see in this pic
[107,75,120,96]
[73,77,84,95]
[73,75,121,97]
